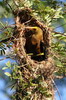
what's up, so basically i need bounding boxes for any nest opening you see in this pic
[14,8,51,63]
[24,29,47,62]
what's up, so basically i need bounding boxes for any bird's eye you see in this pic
[33,29,36,31]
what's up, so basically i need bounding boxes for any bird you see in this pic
[25,26,46,61]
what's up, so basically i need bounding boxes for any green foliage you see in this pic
[52,32,66,76]
[31,0,63,24]
[2,61,16,77]
[18,0,63,25]
[2,62,52,99]
[0,0,13,18]
[6,61,12,67]
[8,65,52,99]
[0,0,62,25]
[0,0,66,99]
[0,20,13,42]
[0,43,6,55]
[4,72,11,76]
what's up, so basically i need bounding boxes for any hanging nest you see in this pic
[13,8,55,100]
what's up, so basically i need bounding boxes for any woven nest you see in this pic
[12,8,55,100]
[13,8,55,79]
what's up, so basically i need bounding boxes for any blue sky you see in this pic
[0,57,16,100]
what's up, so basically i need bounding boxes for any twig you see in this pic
[13,0,19,7]
[0,56,10,61]
[3,0,14,13]
[52,30,66,36]
[0,17,33,32]
[0,24,15,32]
[0,37,14,43]
[52,79,62,100]
[54,22,66,29]
[7,81,16,90]
[24,18,33,24]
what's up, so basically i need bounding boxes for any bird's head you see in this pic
[26,26,42,33]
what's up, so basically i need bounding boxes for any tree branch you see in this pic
[52,30,66,36]
[52,79,62,100]
[0,37,14,43]
[0,23,66,43]
[0,24,15,32]
[54,22,66,29]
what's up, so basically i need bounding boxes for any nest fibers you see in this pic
[13,8,55,100]
[13,8,55,79]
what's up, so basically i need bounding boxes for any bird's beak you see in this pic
[25,27,34,30]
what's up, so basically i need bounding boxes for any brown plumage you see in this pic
[25,26,44,55]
